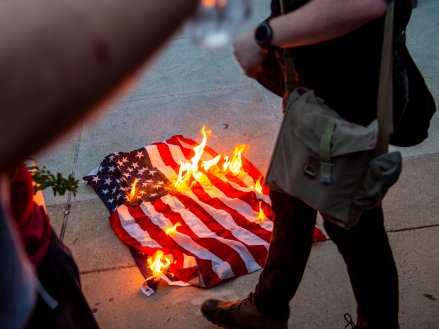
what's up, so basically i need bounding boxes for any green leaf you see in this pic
[27,165,79,197]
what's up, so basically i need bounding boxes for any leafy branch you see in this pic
[27,165,79,197]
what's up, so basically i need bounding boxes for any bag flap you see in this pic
[285,89,378,157]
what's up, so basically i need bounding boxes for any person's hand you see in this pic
[233,30,268,78]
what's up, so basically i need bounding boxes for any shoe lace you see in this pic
[344,313,356,329]
[233,293,254,311]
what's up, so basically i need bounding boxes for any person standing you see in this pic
[200,0,404,328]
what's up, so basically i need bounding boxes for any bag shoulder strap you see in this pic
[376,1,394,154]
[280,0,395,154]
[279,1,298,93]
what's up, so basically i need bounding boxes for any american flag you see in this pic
[84,134,326,288]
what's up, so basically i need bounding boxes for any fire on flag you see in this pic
[84,127,326,293]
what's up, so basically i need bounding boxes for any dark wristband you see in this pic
[255,18,274,50]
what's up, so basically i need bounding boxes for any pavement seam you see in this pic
[400,152,439,160]
[78,224,439,276]
[122,84,256,105]
[60,124,83,241]
[386,223,439,234]
[80,264,137,276]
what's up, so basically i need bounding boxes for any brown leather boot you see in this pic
[200,293,288,329]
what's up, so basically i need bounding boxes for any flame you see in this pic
[202,154,221,172]
[223,144,247,176]
[147,250,173,278]
[254,177,263,194]
[128,179,139,201]
[257,201,266,221]
[165,222,182,236]
[174,126,250,190]
[174,126,212,190]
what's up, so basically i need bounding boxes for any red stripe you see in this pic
[152,199,249,277]
[126,205,220,285]
[108,211,151,252]
[154,142,180,171]
[169,135,223,161]
[241,158,270,195]
[157,140,270,256]
[165,136,194,159]
[190,181,272,244]
[132,139,272,285]
[153,142,271,242]
[174,193,267,267]
[205,172,262,209]
[105,135,325,288]
[166,137,266,193]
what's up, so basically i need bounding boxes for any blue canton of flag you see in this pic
[83,147,170,212]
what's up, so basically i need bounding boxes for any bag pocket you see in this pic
[266,89,400,229]
[354,151,402,209]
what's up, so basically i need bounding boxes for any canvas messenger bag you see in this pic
[265,2,402,229]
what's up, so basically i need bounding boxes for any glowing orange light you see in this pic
[147,250,174,278]
[257,201,266,221]
[174,126,250,191]
[254,177,263,194]
[223,144,248,176]
[165,222,182,236]
[128,179,139,201]
[201,0,227,7]
[202,154,221,172]
[175,126,211,190]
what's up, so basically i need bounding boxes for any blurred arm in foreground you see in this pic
[0,0,198,173]
[0,1,197,328]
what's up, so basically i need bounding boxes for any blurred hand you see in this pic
[233,30,268,78]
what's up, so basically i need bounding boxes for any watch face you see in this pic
[255,20,272,48]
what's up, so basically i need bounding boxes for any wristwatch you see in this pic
[254,18,273,50]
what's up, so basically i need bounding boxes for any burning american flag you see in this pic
[84,127,326,292]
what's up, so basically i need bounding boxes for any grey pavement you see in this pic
[34,1,439,328]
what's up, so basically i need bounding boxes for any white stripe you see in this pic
[171,137,196,152]
[161,194,262,273]
[140,201,235,280]
[162,142,273,231]
[170,137,267,197]
[149,141,272,246]
[187,175,274,233]
[117,205,162,248]
[178,189,270,249]
[146,144,177,179]
[210,171,271,205]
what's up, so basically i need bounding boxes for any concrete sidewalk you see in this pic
[35,1,439,328]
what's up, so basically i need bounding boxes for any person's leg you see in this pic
[253,189,317,321]
[24,228,100,329]
[323,206,399,329]
[201,190,317,328]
